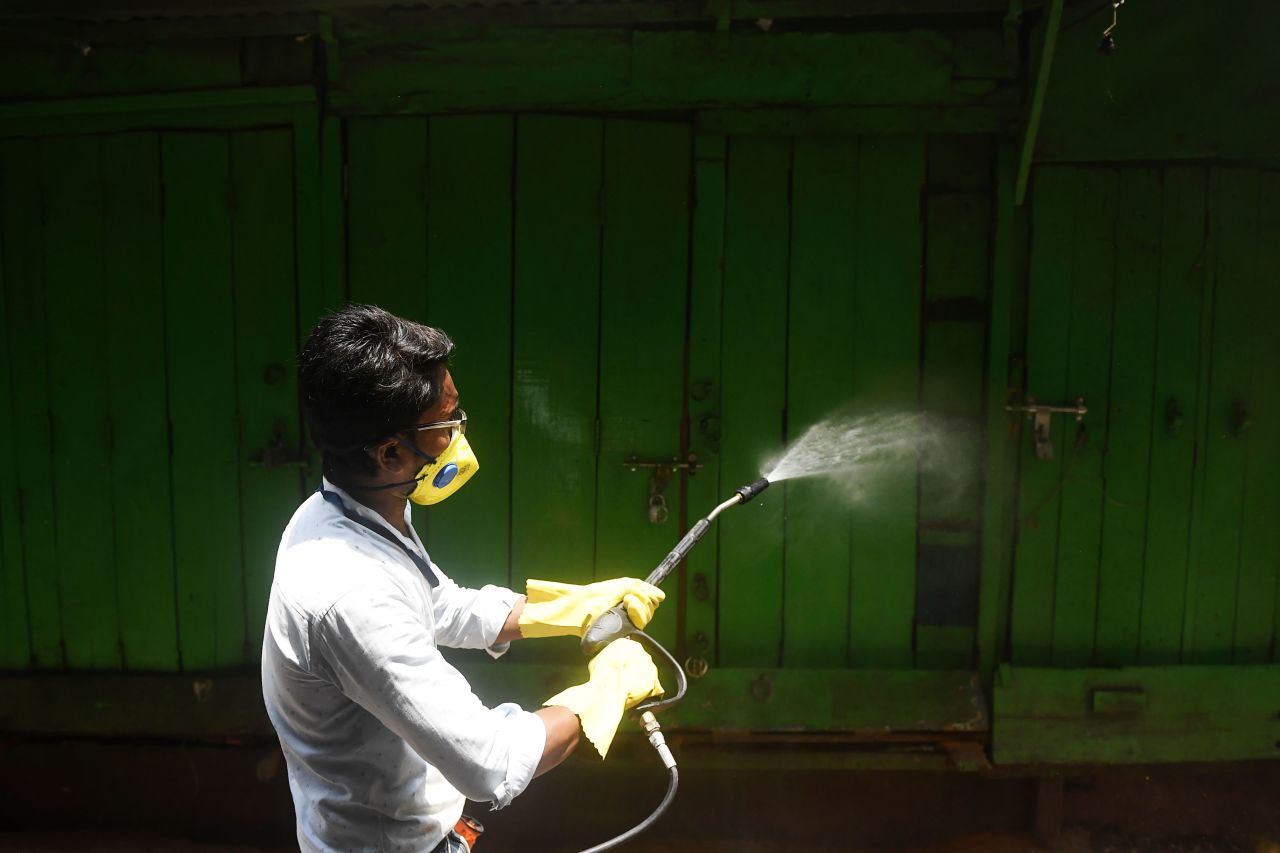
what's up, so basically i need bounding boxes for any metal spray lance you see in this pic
[572,477,772,853]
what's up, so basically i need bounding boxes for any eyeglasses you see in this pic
[363,409,467,452]
[406,408,467,437]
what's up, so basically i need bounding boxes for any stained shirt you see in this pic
[261,478,546,853]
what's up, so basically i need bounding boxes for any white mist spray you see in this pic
[762,411,973,515]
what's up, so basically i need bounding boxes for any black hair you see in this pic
[297,303,454,478]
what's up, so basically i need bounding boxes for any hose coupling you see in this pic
[734,477,771,504]
[640,711,676,770]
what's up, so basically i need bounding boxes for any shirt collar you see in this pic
[320,476,422,553]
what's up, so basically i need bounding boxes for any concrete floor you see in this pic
[2,739,1278,852]
[1,832,1278,852]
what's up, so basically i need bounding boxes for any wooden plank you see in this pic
[0,86,311,121]
[423,115,515,591]
[0,674,275,739]
[345,117,429,542]
[1179,175,1224,666]
[345,117,428,322]
[1184,169,1256,664]
[783,136,857,668]
[162,132,244,670]
[1009,166,1076,666]
[509,114,602,605]
[41,136,120,670]
[291,104,329,497]
[717,136,790,669]
[1138,168,1207,665]
[1235,172,1280,663]
[332,29,965,114]
[594,119,691,655]
[0,667,988,739]
[1050,167,1117,668]
[0,146,30,666]
[292,106,336,506]
[0,156,30,670]
[919,322,984,505]
[2,141,61,670]
[663,668,987,733]
[102,133,179,671]
[917,163,990,669]
[698,105,1017,137]
[317,115,347,335]
[1093,169,1161,667]
[632,31,953,107]
[685,132,727,669]
[977,141,1020,682]
[230,130,303,662]
[848,135,925,668]
[994,664,1280,765]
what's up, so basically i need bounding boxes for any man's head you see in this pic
[298,304,458,486]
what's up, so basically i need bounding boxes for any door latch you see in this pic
[623,455,702,524]
[1005,397,1087,460]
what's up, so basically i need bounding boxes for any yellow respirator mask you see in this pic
[389,409,478,505]
[402,430,478,505]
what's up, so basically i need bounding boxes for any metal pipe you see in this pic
[1015,0,1064,205]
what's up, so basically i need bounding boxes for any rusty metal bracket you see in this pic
[1006,397,1087,460]
[623,454,702,524]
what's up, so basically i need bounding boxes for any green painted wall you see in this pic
[0,129,307,671]
[0,3,1278,762]
[1011,165,1280,669]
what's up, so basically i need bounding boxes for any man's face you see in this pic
[404,369,460,462]
[367,369,460,482]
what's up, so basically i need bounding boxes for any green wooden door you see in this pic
[344,115,693,662]
[1009,165,1280,668]
[697,133,992,672]
[0,128,305,672]
[344,122,997,676]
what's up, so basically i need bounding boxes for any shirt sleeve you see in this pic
[313,583,546,808]
[428,568,521,658]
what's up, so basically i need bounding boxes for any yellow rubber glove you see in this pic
[543,638,664,758]
[518,577,665,639]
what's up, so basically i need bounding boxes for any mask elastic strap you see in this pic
[348,435,437,493]
[319,486,439,587]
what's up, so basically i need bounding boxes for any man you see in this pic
[262,304,666,852]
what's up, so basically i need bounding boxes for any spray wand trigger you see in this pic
[580,602,636,657]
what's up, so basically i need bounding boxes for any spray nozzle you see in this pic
[735,477,771,504]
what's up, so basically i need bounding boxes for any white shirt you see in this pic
[261,478,546,853]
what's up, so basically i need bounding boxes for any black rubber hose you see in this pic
[575,766,679,853]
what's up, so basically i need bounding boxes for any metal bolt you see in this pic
[685,657,708,679]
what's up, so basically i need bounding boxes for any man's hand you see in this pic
[517,577,665,639]
[543,638,664,758]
